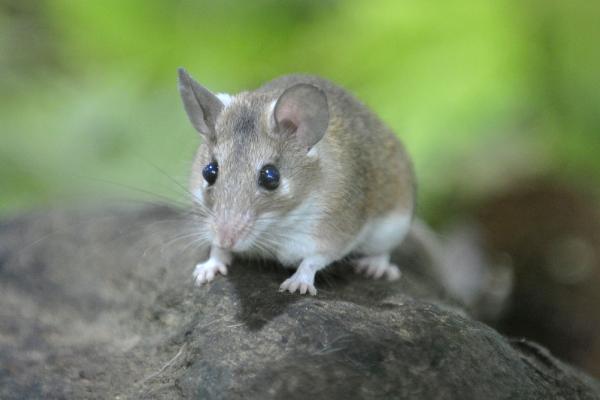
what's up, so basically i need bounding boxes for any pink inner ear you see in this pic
[276,102,302,133]
[273,83,329,149]
[279,118,298,134]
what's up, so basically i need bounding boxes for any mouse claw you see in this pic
[385,264,401,281]
[217,263,228,275]
[193,259,228,286]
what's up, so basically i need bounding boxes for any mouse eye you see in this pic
[258,164,280,191]
[202,161,218,186]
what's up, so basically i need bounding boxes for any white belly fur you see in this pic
[269,196,320,267]
[270,209,412,267]
[353,211,412,256]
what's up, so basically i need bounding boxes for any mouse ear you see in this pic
[178,68,223,141]
[273,83,329,150]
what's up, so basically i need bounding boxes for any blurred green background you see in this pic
[3,0,600,378]
[1,0,599,219]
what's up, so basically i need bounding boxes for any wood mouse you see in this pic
[178,68,415,295]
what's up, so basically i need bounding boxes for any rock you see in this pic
[0,205,599,399]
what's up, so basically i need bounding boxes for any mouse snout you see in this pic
[213,212,253,250]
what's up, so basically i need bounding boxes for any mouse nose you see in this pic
[215,228,237,249]
[213,214,252,250]
[214,225,246,249]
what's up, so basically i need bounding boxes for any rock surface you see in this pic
[1,205,599,399]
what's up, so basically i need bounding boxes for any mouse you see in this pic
[178,68,415,295]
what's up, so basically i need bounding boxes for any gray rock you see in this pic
[0,205,599,399]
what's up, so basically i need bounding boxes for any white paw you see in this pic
[279,275,317,296]
[354,257,401,281]
[193,259,228,285]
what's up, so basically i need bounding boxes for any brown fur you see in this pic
[189,74,415,257]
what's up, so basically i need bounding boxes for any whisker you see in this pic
[161,231,206,249]
[132,153,204,205]
[75,174,191,208]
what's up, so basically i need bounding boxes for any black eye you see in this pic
[202,161,218,185]
[258,164,280,190]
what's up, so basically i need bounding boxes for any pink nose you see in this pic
[214,215,252,249]
[215,228,238,249]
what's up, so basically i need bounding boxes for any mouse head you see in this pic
[178,68,329,252]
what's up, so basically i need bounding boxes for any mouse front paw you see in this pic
[279,275,317,296]
[193,259,228,285]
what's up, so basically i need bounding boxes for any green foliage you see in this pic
[1,0,599,217]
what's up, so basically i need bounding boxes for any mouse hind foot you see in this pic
[353,254,401,281]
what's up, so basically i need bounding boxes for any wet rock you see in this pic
[0,205,599,399]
